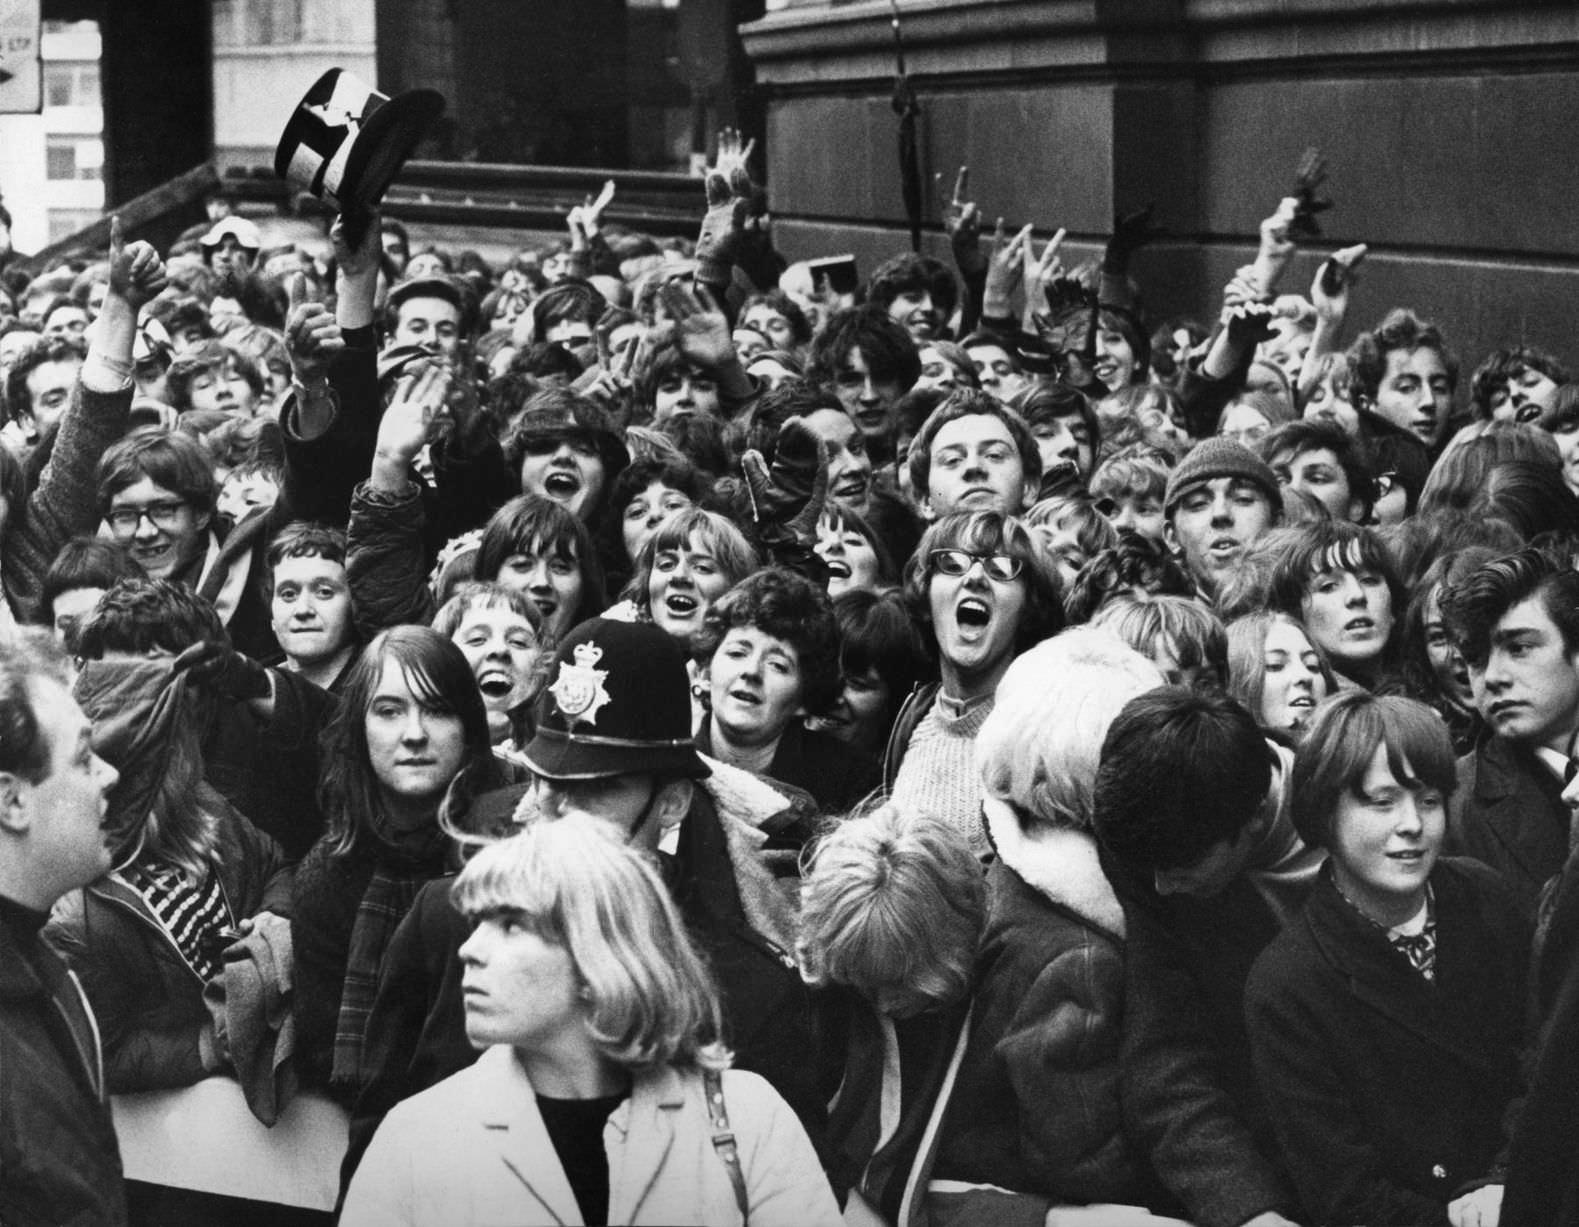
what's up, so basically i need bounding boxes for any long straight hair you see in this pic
[318,625,494,859]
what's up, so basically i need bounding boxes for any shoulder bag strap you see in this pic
[704,1069,750,1221]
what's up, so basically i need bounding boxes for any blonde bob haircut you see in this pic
[976,627,1163,832]
[796,804,984,1011]
[452,820,731,1074]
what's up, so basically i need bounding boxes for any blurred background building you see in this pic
[1,0,1578,369]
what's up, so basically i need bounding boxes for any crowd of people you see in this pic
[4,132,1579,1227]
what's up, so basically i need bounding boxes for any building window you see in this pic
[41,63,100,109]
[45,139,102,182]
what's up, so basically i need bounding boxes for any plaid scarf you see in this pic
[330,825,449,1090]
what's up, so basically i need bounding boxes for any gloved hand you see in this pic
[741,417,829,546]
[1288,147,1333,240]
[173,641,272,703]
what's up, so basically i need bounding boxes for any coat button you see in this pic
[1433,1165,1447,1180]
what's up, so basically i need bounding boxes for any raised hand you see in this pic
[939,165,986,282]
[284,272,345,388]
[1221,264,1267,317]
[1025,227,1067,328]
[105,216,167,312]
[982,221,1031,320]
[571,179,616,244]
[1310,241,1368,322]
[1288,147,1334,239]
[1106,203,1164,269]
[741,416,830,545]
[1223,300,1278,350]
[696,128,760,279]
[332,207,383,281]
[173,640,271,703]
[375,360,452,468]
[1252,196,1301,296]
[661,281,736,371]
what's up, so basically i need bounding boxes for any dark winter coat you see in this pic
[1,897,129,1226]
[1448,734,1570,918]
[46,788,292,1094]
[1246,858,1529,1226]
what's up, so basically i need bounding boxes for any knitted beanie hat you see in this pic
[1164,436,1281,514]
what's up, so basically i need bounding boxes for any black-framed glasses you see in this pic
[106,501,190,533]
[929,549,1023,582]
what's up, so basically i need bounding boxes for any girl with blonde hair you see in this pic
[343,819,838,1227]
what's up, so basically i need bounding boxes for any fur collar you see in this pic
[982,797,1125,940]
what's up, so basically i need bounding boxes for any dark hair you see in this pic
[1439,545,1579,668]
[746,379,844,459]
[476,495,607,626]
[657,412,732,479]
[808,305,921,392]
[832,588,934,734]
[819,504,900,590]
[1366,428,1431,519]
[41,538,145,624]
[1399,545,1502,706]
[694,568,843,716]
[1012,383,1099,478]
[907,390,1042,505]
[600,457,710,571]
[1349,308,1460,404]
[1289,691,1456,850]
[740,290,812,348]
[1093,687,1274,871]
[1266,521,1405,633]
[1468,460,1579,543]
[317,625,493,859]
[863,253,958,323]
[75,578,225,660]
[1260,419,1378,518]
[893,386,953,447]
[529,280,606,342]
[95,427,216,518]
[1062,531,1192,624]
[1419,423,1560,516]
[0,635,74,783]
[4,334,85,425]
[1541,382,1579,435]
[266,521,347,584]
[902,510,1064,655]
[1469,345,1571,422]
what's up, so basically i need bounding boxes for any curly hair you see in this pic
[693,567,842,716]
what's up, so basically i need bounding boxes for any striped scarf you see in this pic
[124,860,232,982]
[330,828,449,1090]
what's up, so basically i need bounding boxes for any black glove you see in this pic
[742,418,829,544]
[173,640,272,703]
[1103,203,1165,272]
[1288,147,1333,240]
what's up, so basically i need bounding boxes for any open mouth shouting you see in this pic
[542,469,582,502]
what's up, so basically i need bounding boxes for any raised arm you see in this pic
[4,216,162,622]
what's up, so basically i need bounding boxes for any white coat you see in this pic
[341,1044,842,1226]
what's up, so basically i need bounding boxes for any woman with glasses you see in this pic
[885,510,1063,856]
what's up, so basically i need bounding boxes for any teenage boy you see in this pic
[1094,687,1321,1227]
[1163,437,1281,601]
[1441,546,1579,915]
[907,391,1043,522]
